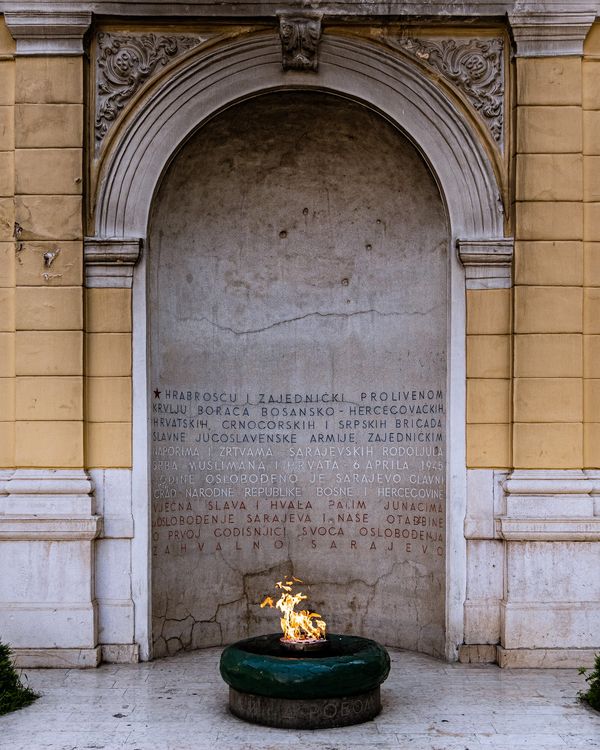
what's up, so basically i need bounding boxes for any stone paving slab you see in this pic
[1,648,599,750]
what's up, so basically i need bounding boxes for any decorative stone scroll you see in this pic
[386,35,504,147]
[95,32,206,149]
[278,12,322,71]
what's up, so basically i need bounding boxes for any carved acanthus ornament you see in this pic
[278,12,322,71]
[387,36,504,147]
[95,32,206,149]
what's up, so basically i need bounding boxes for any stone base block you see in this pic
[497,647,599,669]
[101,644,139,663]
[458,644,498,664]
[229,687,381,729]
[12,647,101,669]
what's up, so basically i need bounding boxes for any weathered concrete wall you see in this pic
[149,92,448,658]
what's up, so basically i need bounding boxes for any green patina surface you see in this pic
[220,634,390,700]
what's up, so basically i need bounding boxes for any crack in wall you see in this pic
[182,306,442,337]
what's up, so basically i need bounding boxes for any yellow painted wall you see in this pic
[2,16,600,473]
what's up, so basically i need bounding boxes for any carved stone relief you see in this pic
[278,12,322,71]
[95,32,207,150]
[386,36,504,147]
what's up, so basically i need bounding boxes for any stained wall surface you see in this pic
[148,92,448,657]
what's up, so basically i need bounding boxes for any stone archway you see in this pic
[148,90,449,658]
[90,31,506,661]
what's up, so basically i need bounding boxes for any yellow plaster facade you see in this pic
[0,6,599,670]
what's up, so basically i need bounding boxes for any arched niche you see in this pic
[89,31,505,661]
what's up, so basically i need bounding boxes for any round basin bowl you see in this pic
[220,633,390,729]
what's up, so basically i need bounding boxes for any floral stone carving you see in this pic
[95,32,205,148]
[278,12,322,71]
[388,36,504,146]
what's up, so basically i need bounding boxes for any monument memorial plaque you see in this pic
[149,93,448,658]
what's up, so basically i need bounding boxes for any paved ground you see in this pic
[1,648,599,750]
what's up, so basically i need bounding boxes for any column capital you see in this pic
[457,237,514,289]
[4,10,92,56]
[508,10,596,58]
[84,237,143,288]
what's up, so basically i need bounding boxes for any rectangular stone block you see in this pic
[517,106,582,154]
[584,379,600,422]
[467,540,504,599]
[467,379,510,424]
[16,376,82,421]
[584,156,600,202]
[16,286,82,330]
[516,202,583,241]
[0,332,14,376]
[514,378,582,423]
[514,334,582,378]
[15,240,82,286]
[0,106,14,151]
[15,104,83,148]
[515,286,582,333]
[584,287,600,333]
[466,289,511,335]
[513,423,583,469]
[15,420,83,467]
[584,335,600,378]
[0,197,15,240]
[0,242,14,287]
[0,377,14,421]
[85,334,131,377]
[466,423,510,468]
[583,60,600,109]
[584,111,600,154]
[85,289,131,333]
[585,202,600,241]
[502,601,600,650]
[0,61,15,106]
[0,287,14,331]
[584,242,600,285]
[85,422,132,468]
[584,21,600,55]
[0,421,13,466]
[466,335,510,379]
[15,149,82,196]
[15,57,83,104]
[86,377,131,422]
[0,18,15,56]
[96,539,132,600]
[16,330,82,375]
[584,422,600,467]
[516,154,582,202]
[0,151,14,197]
[517,58,582,106]
[14,195,81,241]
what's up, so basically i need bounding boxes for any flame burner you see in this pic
[220,633,390,729]
[279,637,328,653]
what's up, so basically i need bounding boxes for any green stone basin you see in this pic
[219,633,390,700]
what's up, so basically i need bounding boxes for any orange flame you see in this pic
[260,578,326,642]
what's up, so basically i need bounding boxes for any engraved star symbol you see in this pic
[154,389,161,399]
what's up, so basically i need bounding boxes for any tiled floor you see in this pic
[1,648,599,750]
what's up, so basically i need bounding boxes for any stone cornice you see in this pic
[4,10,91,55]
[84,237,142,288]
[457,238,513,289]
[0,2,599,18]
[509,10,597,57]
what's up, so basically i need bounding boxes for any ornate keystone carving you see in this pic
[278,12,322,72]
[388,36,504,147]
[95,32,206,148]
